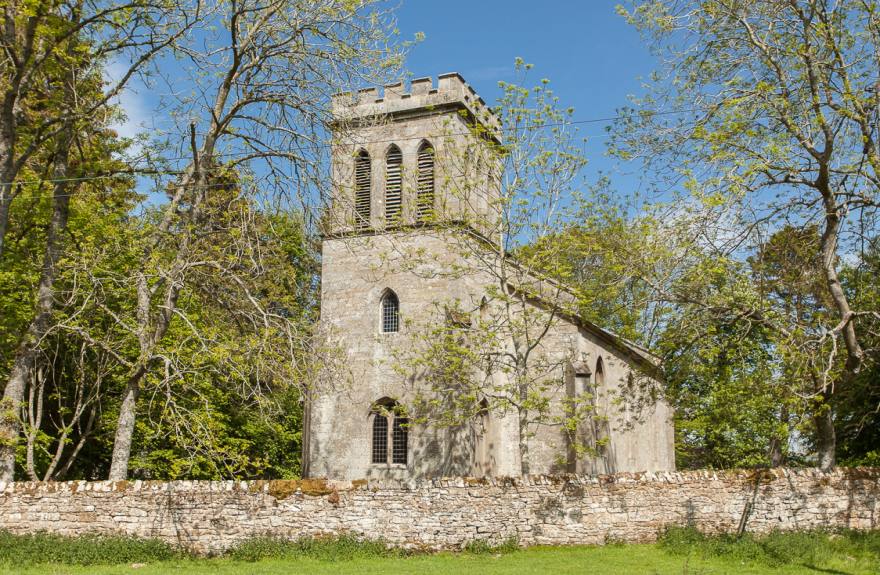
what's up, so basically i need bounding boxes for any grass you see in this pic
[0,531,181,566]
[0,529,877,575]
[660,526,880,569]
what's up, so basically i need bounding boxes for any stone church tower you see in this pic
[304,74,675,480]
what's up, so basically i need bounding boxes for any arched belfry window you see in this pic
[354,150,371,229]
[416,141,435,222]
[385,145,403,223]
[381,290,399,333]
[371,399,408,465]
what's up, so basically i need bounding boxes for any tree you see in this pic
[614,0,880,469]
[0,132,138,480]
[390,64,612,475]
[101,0,405,479]
[0,26,138,482]
[519,191,657,346]
[0,0,197,482]
[835,237,880,466]
[658,256,796,469]
[0,0,195,257]
[119,207,317,480]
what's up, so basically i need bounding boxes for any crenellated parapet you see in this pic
[332,73,502,140]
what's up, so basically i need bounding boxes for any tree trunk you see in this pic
[518,407,530,475]
[814,397,836,471]
[767,437,783,468]
[0,68,19,260]
[0,0,24,261]
[0,192,11,260]
[108,369,144,480]
[301,393,312,478]
[0,127,73,483]
[813,178,862,469]
[106,128,202,481]
[24,365,44,481]
[768,406,789,467]
[107,263,181,479]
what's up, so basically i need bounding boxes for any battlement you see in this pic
[332,73,502,138]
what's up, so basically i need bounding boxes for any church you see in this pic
[303,73,675,479]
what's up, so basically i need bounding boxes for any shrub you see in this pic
[462,536,519,554]
[0,530,182,566]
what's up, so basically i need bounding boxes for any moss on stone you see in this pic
[299,479,335,497]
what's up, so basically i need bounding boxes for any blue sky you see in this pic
[395,1,655,191]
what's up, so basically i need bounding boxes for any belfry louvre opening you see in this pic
[385,146,403,223]
[355,150,371,228]
[416,143,434,222]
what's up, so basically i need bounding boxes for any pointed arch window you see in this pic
[354,150,371,229]
[392,415,408,464]
[416,142,435,222]
[371,410,389,464]
[381,290,399,333]
[371,399,408,465]
[595,357,605,386]
[385,145,403,223]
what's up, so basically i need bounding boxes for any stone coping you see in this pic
[2,467,877,497]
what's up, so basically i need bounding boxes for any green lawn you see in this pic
[2,543,877,575]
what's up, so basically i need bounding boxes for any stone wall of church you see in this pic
[311,229,675,480]
[312,232,498,480]
[0,468,876,555]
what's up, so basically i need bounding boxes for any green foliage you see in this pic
[659,526,880,569]
[461,537,519,554]
[129,383,303,480]
[518,191,655,345]
[658,258,792,468]
[1,169,316,480]
[612,0,880,468]
[117,204,316,480]
[227,534,404,562]
[836,239,880,466]
[0,0,409,482]
[1,73,141,481]
[0,531,183,566]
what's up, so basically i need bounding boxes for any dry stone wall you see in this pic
[0,468,876,555]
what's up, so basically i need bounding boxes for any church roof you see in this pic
[501,253,662,375]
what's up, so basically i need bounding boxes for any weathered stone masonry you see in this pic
[0,468,876,555]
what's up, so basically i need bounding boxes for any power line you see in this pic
[0,107,698,188]
[148,107,697,163]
